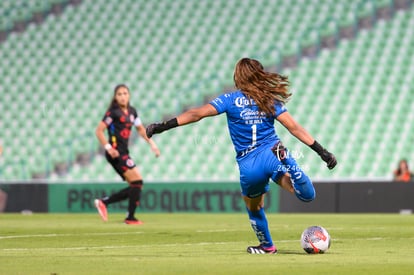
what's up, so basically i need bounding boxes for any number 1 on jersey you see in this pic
[251,124,257,147]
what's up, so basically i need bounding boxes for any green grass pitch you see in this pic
[1,213,413,274]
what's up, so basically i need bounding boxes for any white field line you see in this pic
[2,235,410,253]
[0,231,144,240]
[196,229,241,233]
[0,229,243,240]
[1,241,247,252]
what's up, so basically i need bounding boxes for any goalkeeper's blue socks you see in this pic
[282,148,315,202]
[247,207,274,249]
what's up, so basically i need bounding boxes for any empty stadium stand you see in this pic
[0,0,412,182]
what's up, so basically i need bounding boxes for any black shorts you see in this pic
[105,152,136,180]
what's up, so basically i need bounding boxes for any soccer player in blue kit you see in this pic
[146,58,337,254]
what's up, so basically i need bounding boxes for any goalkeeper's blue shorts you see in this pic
[237,144,287,198]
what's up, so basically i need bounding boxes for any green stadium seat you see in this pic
[0,16,13,33]
[1,0,413,181]
[31,1,52,14]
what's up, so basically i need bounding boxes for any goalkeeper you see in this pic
[146,58,336,254]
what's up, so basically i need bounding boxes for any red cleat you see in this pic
[125,218,144,225]
[94,199,108,222]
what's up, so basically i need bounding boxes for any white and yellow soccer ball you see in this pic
[300,225,331,254]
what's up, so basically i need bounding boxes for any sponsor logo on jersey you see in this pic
[211,97,223,106]
[120,128,131,139]
[238,146,257,157]
[235,96,256,108]
[240,108,264,124]
[126,158,135,168]
[240,109,263,118]
[104,117,113,125]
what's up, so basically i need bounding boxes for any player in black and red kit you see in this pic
[94,84,160,224]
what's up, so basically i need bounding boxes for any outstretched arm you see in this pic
[176,103,218,125]
[277,112,337,169]
[277,112,314,145]
[146,104,218,138]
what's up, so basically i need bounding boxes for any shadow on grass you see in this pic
[277,250,306,255]
[278,249,338,256]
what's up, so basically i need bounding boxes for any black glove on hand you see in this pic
[319,149,337,169]
[146,118,178,138]
[310,141,337,169]
[145,123,163,138]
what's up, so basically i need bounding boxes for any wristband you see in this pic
[309,140,324,155]
[156,118,179,133]
[104,143,112,151]
[162,118,179,131]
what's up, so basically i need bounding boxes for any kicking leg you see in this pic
[272,141,315,202]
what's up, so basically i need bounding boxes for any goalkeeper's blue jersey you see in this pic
[210,90,287,159]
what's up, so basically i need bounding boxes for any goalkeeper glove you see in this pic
[146,118,178,138]
[310,141,337,169]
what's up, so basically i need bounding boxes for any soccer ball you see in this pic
[300,226,331,254]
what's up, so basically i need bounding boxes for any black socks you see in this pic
[102,187,130,205]
[101,180,143,220]
[127,180,143,220]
